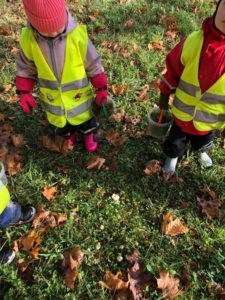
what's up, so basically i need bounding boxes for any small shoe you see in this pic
[83,133,98,152]
[0,249,16,265]
[20,206,36,223]
[200,152,213,168]
[163,156,178,173]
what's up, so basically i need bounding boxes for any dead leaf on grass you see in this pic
[157,270,184,299]
[86,156,106,170]
[42,186,57,201]
[105,130,127,146]
[144,160,162,175]
[162,212,189,236]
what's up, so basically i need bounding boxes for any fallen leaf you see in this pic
[128,261,154,300]
[105,130,127,146]
[86,156,106,170]
[20,230,42,258]
[162,212,189,236]
[197,193,222,219]
[99,271,129,290]
[10,47,20,55]
[39,135,73,154]
[109,84,127,96]
[11,134,26,147]
[144,160,162,175]
[42,186,57,201]
[124,19,134,28]
[135,85,149,102]
[61,247,84,288]
[157,270,184,299]
[4,84,12,92]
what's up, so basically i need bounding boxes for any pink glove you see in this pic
[19,93,37,113]
[16,76,37,113]
[90,72,108,108]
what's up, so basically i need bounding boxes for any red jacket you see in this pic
[159,17,225,135]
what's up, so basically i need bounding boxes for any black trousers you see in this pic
[54,117,99,137]
[163,123,215,158]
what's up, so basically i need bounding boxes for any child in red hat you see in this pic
[16,0,108,152]
[158,0,225,173]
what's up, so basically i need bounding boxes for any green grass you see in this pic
[0,0,225,299]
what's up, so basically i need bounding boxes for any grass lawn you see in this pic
[0,0,224,299]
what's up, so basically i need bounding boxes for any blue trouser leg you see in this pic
[0,201,22,228]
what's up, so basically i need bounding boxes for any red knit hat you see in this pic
[22,0,67,33]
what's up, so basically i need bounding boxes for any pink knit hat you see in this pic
[22,0,67,33]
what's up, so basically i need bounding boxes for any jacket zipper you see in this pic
[47,39,59,82]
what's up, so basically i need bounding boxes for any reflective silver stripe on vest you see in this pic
[42,102,65,116]
[173,96,195,116]
[0,163,7,186]
[178,79,200,97]
[195,110,225,123]
[38,78,89,91]
[161,76,177,90]
[0,180,4,190]
[38,78,59,90]
[67,98,94,118]
[61,78,89,92]
[202,93,225,105]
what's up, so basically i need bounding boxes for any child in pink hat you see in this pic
[16,0,108,152]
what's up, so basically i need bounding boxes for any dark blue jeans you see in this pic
[0,201,21,228]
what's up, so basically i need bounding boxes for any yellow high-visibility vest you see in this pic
[0,163,10,214]
[172,30,225,131]
[20,25,94,128]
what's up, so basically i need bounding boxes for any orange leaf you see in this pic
[99,271,129,290]
[86,156,106,170]
[10,47,20,55]
[11,134,26,147]
[109,84,127,96]
[42,186,57,201]
[157,270,184,299]
[124,19,134,29]
[20,230,41,258]
[162,212,189,236]
[4,84,12,92]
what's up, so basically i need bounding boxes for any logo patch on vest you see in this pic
[74,92,82,99]
[47,94,54,102]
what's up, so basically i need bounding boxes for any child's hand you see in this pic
[95,88,108,107]
[19,93,37,113]
[90,72,108,108]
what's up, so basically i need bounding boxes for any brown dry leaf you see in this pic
[128,261,154,300]
[109,84,127,96]
[124,19,134,29]
[105,130,128,147]
[162,171,184,185]
[17,258,32,273]
[61,247,84,288]
[86,156,106,170]
[99,271,129,290]
[0,26,12,36]
[152,40,166,51]
[20,230,42,258]
[122,50,131,58]
[124,115,140,125]
[6,94,18,103]
[5,151,23,175]
[144,160,162,175]
[10,47,20,55]
[135,85,149,102]
[157,270,184,299]
[162,212,189,236]
[0,144,8,161]
[4,84,12,92]
[115,289,132,300]
[197,194,222,219]
[109,109,125,123]
[0,112,5,121]
[11,134,26,147]
[139,4,148,14]
[12,240,19,253]
[42,186,57,201]
[39,135,72,154]
[165,30,177,41]
[149,78,160,90]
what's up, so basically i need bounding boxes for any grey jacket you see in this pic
[16,10,103,82]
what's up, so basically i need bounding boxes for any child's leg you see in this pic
[0,201,21,228]
[162,123,189,172]
[190,131,216,167]
[77,118,99,152]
